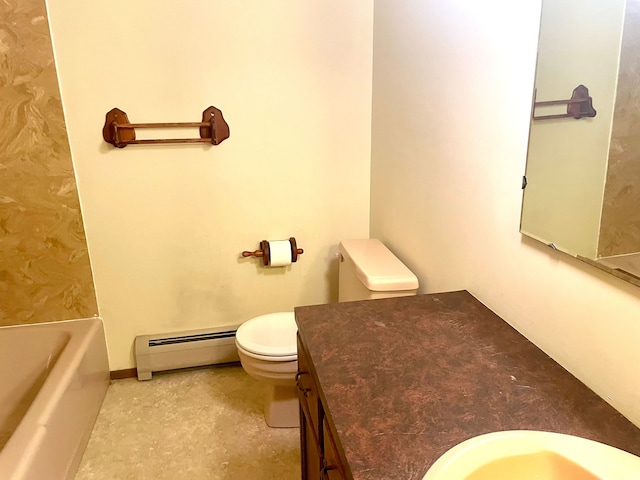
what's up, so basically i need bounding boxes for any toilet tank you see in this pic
[338,239,419,302]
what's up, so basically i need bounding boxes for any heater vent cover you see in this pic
[148,330,237,347]
[135,324,240,381]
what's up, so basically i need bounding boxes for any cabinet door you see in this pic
[298,337,322,480]
[301,405,321,480]
[322,418,346,480]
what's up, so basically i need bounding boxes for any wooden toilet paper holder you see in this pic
[242,237,304,266]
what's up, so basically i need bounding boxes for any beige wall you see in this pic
[371,0,640,427]
[47,1,373,369]
[521,0,625,258]
[0,0,97,325]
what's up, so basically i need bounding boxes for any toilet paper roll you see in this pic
[267,240,293,267]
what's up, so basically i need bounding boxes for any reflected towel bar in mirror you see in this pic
[102,106,230,148]
[533,85,596,121]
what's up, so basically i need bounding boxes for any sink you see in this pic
[423,430,640,480]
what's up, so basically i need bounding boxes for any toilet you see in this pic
[235,238,419,428]
[235,312,299,428]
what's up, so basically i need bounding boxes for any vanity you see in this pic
[294,291,640,479]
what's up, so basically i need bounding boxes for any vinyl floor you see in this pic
[75,365,300,480]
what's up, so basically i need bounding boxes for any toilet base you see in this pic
[264,385,300,428]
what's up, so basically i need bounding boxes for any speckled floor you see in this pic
[75,365,300,480]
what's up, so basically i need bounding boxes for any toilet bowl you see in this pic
[236,238,419,428]
[235,312,299,428]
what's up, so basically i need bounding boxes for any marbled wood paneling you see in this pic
[0,0,98,325]
[599,0,640,257]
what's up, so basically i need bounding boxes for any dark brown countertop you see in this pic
[294,290,640,480]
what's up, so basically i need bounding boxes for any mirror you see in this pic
[521,0,640,285]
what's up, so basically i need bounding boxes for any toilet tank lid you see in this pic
[339,239,419,291]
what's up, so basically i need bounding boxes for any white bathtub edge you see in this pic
[0,318,110,480]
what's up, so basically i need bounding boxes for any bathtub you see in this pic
[0,318,109,480]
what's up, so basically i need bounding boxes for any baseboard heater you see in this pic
[135,324,241,381]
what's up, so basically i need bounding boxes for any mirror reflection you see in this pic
[521,0,640,283]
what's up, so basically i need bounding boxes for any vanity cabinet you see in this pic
[297,335,347,480]
[293,292,640,480]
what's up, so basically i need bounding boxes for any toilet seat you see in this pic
[235,312,298,361]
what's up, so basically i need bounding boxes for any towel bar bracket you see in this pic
[102,106,230,148]
[533,84,596,121]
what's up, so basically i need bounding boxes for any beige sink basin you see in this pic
[423,430,640,480]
